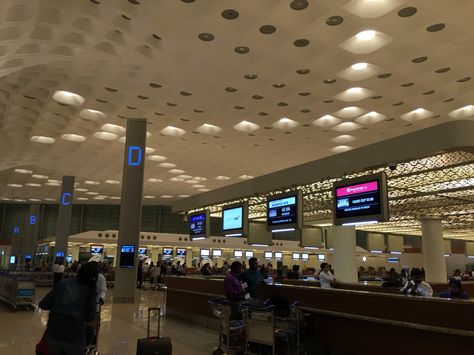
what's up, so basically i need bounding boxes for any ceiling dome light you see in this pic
[356,30,376,41]
[145,147,155,154]
[85,192,99,195]
[272,118,300,129]
[45,181,61,186]
[147,178,162,183]
[332,122,362,132]
[401,108,433,122]
[448,105,474,119]
[105,180,120,184]
[75,188,88,192]
[143,195,156,199]
[61,134,86,142]
[7,183,23,187]
[178,195,190,198]
[170,177,184,182]
[84,180,100,185]
[185,180,199,184]
[313,114,342,128]
[147,155,167,162]
[32,174,48,180]
[192,184,205,188]
[331,135,356,144]
[347,87,363,94]
[101,123,126,135]
[25,183,41,187]
[196,124,222,135]
[158,163,176,168]
[161,126,186,136]
[330,145,353,153]
[76,197,89,201]
[79,109,106,121]
[52,90,85,106]
[198,189,210,192]
[168,169,185,174]
[160,195,173,198]
[109,196,121,200]
[194,177,208,181]
[31,136,56,144]
[351,62,368,70]
[14,169,32,174]
[93,132,118,141]
[233,120,260,133]
[239,175,254,180]
[177,175,193,180]
[215,176,231,181]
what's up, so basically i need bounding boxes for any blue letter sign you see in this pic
[61,192,72,206]
[127,146,143,166]
[29,215,37,225]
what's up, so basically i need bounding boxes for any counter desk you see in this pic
[166,276,474,355]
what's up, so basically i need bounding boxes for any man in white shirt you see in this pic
[52,261,65,287]
[317,263,335,289]
[400,268,433,297]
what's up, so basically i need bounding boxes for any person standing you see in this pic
[137,260,144,289]
[317,263,335,289]
[52,260,65,287]
[240,257,264,298]
[38,261,98,355]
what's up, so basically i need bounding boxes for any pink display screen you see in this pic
[335,179,382,219]
[336,181,378,197]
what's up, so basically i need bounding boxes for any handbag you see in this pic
[35,332,50,355]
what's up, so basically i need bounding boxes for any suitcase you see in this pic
[137,307,172,355]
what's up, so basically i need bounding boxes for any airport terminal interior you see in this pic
[0,0,474,354]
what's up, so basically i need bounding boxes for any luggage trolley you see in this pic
[208,298,246,355]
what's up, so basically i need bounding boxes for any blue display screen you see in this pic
[267,195,297,226]
[176,248,186,257]
[120,245,135,268]
[121,245,135,253]
[56,251,65,257]
[138,247,147,255]
[25,254,32,260]
[223,206,243,231]
[190,213,206,237]
[90,245,104,254]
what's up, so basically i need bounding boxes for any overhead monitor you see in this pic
[24,254,32,261]
[200,249,210,258]
[138,247,147,255]
[245,250,254,258]
[119,244,135,268]
[388,257,400,263]
[318,254,325,261]
[65,255,73,264]
[162,248,173,259]
[189,210,210,240]
[267,190,303,232]
[333,172,389,226]
[234,250,243,258]
[9,256,15,264]
[55,251,65,258]
[302,253,309,260]
[292,252,301,260]
[264,251,273,259]
[176,248,187,258]
[222,202,249,237]
[212,249,222,258]
[274,252,283,260]
[90,245,104,254]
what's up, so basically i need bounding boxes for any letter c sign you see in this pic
[61,192,72,206]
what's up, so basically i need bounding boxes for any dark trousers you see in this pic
[53,273,63,287]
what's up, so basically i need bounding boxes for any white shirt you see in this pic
[319,271,334,289]
[401,280,433,297]
[52,264,65,273]
[96,273,107,303]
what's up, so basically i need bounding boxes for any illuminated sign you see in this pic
[29,215,37,225]
[189,210,210,239]
[267,191,303,231]
[12,226,20,234]
[127,145,143,166]
[61,192,72,206]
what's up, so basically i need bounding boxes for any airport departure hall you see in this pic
[0,1,474,354]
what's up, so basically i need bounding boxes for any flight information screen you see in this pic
[120,245,135,268]
[190,213,206,237]
[267,195,297,226]
[222,206,243,231]
[335,180,381,219]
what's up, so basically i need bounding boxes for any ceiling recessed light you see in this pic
[221,9,239,20]
[52,90,85,106]
[198,188,210,192]
[161,126,186,136]
[398,7,417,17]
[44,198,56,201]
[147,155,167,162]
[105,180,120,184]
[448,105,474,119]
[233,120,259,133]
[75,188,88,192]
[7,183,22,187]
[239,175,254,180]
[147,178,162,183]
[14,198,27,202]
[160,195,173,198]
[331,135,356,144]
[45,181,61,186]
[29,198,41,202]
[177,175,193,180]
[109,196,121,200]
[198,32,215,41]
[169,169,185,174]
[84,180,100,185]
[426,23,445,32]
[332,122,362,132]
[79,109,106,121]
[143,195,155,199]
[196,124,222,135]
[31,136,56,144]
[178,195,190,198]
[93,132,118,141]
[32,174,48,180]
[333,106,367,119]
[355,111,386,124]
[191,184,205,188]
[26,183,41,187]
[356,30,376,41]
[169,177,184,182]
[145,147,155,154]
[330,145,353,153]
[86,191,99,195]
[101,123,126,135]
[313,115,342,128]
[184,179,199,184]
[76,197,89,201]
[234,46,249,54]
[290,0,308,10]
[215,176,231,181]
[14,169,32,174]
[351,62,368,70]
[272,118,300,129]
[400,108,433,122]
[158,163,176,168]
[260,25,276,34]
[61,134,86,142]
[326,15,344,26]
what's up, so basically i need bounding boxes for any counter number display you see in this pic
[189,210,210,240]
[267,191,303,232]
[119,244,135,268]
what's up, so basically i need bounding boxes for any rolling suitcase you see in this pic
[137,307,172,355]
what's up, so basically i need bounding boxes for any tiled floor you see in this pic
[0,287,217,355]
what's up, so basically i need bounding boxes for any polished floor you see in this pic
[0,287,217,355]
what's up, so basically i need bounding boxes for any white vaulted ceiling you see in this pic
[0,0,473,204]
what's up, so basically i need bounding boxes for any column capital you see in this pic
[420,215,442,221]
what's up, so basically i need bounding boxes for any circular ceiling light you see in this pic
[323,79,337,84]
[290,0,308,10]
[326,15,344,26]
[234,46,249,54]
[61,134,86,143]
[147,178,162,183]
[398,7,417,17]
[105,180,120,184]
[7,183,22,188]
[225,87,237,92]
[14,169,32,174]
[160,195,173,198]
[101,123,126,135]
[377,73,392,78]
[260,25,276,34]
[31,136,56,144]
[93,132,118,141]
[79,109,106,122]
[215,176,230,181]
[293,39,309,47]
[221,9,239,20]
[356,30,376,41]
[412,56,428,63]
[427,23,445,32]
[52,90,85,106]
[158,163,176,168]
[147,155,167,162]
[26,183,41,187]
[351,62,368,70]
[244,74,258,80]
[296,68,310,75]
[198,33,215,41]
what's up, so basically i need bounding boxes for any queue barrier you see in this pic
[0,272,35,310]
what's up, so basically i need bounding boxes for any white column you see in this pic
[421,216,447,283]
[332,225,358,283]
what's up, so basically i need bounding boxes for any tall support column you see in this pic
[421,216,447,283]
[332,225,358,283]
[22,204,40,266]
[114,118,146,303]
[55,176,75,259]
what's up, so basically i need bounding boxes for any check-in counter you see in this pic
[166,276,474,354]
